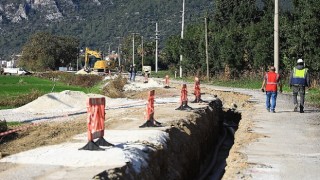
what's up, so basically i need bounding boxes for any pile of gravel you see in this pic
[123,78,163,91]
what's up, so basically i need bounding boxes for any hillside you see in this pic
[0,0,213,60]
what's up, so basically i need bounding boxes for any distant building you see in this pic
[0,60,6,68]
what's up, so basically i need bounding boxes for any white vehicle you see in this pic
[142,66,151,77]
[3,68,29,75]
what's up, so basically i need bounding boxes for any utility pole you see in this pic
[76,48,79,71]
[133,35,135,65]
[179,0,185,78]
[205,17,209,81]
[274,0,279,73]
[132,33,135,65]
[116,37,122,68]
[155,22,160,73]
[132,33,139,65]
[141,36,144,69]
[117,45,121,67]
[108,44,111,55]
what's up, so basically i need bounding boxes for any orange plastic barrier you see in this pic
[193,77,203,103]
[145,90,155,120]
[0,123,39,137]
[87,98,105,141]
[176,84,193,110]
[139,90,162,128]
[164,75,170,88]
[79,97,113,151]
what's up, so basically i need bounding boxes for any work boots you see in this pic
[300,105,304,113]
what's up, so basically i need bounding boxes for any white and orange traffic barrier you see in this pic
[176,84,193,110]
[192,77,204,103]
[139,90,162,128]
[164,75,170,88]
[79,97,113,151]
[0,122,39,137]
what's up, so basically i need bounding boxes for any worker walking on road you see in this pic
[289,58,310,113]
[261,66,282,113]
[131,64,137,82]
[129,65,133,81]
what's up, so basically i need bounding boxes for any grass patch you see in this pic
[307,87,320,107]
[6,121,22,126]
[151,70,175,79]
[211,77,262,89]
[0,73,103,109]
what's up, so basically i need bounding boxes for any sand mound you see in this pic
[124,78,163,91]
[14,90,103,113]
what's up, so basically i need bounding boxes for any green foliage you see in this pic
[32,72,103,88]
[0,0,213,63]
[0,89,43,109]
[308,88,320,107]
[18,32,79,71]
[162,0,319,85]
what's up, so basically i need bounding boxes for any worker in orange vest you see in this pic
[261,66,282,113]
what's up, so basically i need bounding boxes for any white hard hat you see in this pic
[297,59,303,63]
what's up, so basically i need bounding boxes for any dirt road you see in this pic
[212,86,320,180]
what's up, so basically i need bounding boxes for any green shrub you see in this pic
[33,72,103,88]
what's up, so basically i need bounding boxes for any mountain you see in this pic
[0,0,214,60]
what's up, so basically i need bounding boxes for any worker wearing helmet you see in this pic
[261,66,282,113]
[289,58,310,113]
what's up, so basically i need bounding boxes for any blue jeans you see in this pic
[266,91,277,111]
[131,73,136,81]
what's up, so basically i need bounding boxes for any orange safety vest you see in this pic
[265,72,279,92]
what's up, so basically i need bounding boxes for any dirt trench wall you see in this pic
[96,100,223,180]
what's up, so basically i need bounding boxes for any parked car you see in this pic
[3,68,31,75]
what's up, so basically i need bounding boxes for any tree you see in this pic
[19,32,79,71]
[162,35,181,71]
[284,0,320,73]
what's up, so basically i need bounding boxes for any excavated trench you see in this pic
[94,99,241,180]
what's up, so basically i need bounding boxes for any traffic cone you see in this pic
[176,84,193,110]
[139,90,162,128]
[164,75,170,88]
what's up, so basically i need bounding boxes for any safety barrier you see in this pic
[192,77,205,103]
[176,84,193,110]
[79,97,114,151]
[0,123,39,137]
[139,90,162,128]
[164,75,170,88]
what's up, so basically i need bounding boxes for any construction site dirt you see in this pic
[1,75,319,179]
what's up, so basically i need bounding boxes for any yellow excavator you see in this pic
[84,47,116,72]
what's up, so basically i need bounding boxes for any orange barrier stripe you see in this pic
[0,123,39,137]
